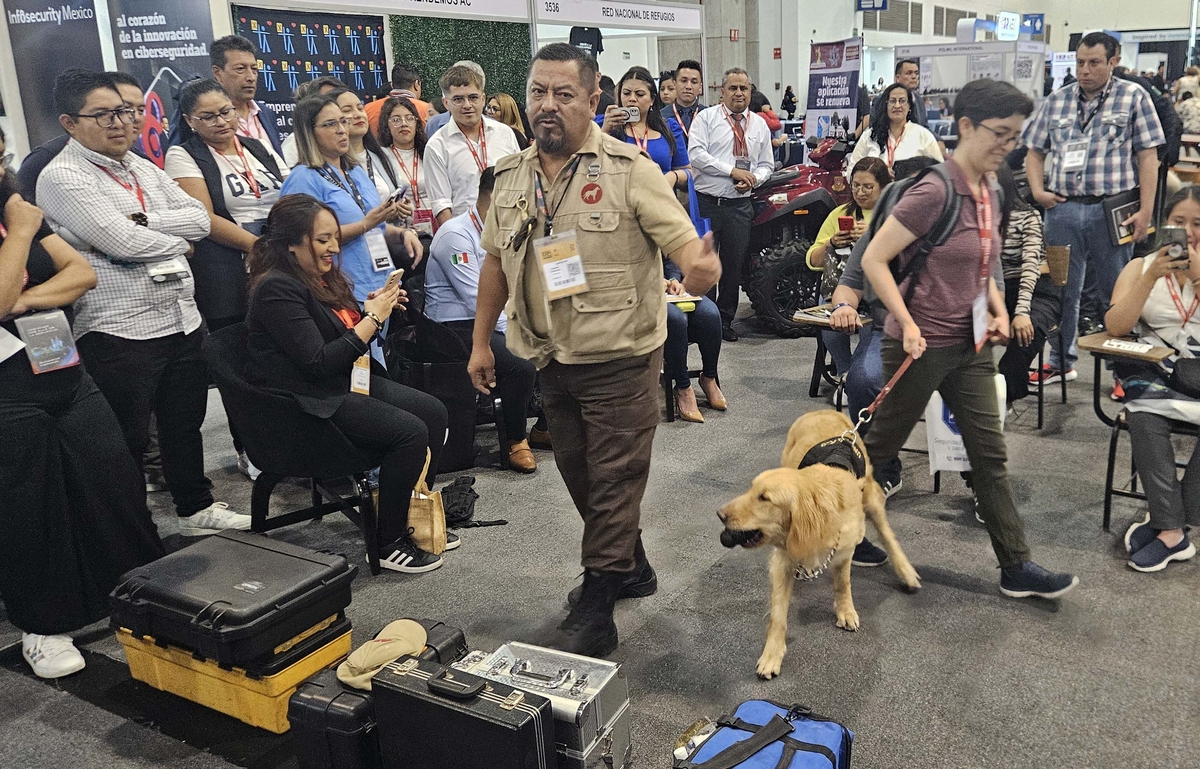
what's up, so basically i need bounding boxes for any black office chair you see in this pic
[204,324,386,575]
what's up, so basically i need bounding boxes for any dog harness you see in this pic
[797,437,867,479]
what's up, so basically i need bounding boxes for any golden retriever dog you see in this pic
[718,410,921,680]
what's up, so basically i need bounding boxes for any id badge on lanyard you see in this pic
[148,258,189,283]
[12,310,82,374]
[534,229,588,300]
[1062,140,1089,172]
[351,355,371,395]
[411,208,434,235]
[365,227,393,272]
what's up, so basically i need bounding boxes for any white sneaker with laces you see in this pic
[22,633,85,679]
[237,451,262,481]
[178,502,252,536]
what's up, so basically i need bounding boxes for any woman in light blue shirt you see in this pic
[280,94,421,305]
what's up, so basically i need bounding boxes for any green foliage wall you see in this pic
[389,17,532,105]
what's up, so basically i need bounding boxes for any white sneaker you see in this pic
[22,633,85,679]
[178,502,252,536]
[237,450,262,481]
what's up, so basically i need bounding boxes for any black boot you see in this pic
[566,537,657,607]
[547,569,622,657]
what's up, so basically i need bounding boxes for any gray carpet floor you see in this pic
[2,304,1197,769]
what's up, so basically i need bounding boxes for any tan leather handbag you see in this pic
[406,449,447,555]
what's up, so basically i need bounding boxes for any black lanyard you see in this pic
[533,156,583,237]
[363,151,376,183]
[1076,79,1112,134]
[317,162,367,213]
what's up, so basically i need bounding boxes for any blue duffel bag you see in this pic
[675,700,853,769]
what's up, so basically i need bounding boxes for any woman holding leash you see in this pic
[860,79,1078,600]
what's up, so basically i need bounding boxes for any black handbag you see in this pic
[1168,358,1200,399]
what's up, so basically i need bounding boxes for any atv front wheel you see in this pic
[745,240,820,338]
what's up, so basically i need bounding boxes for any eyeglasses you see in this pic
[483,104,499,115]
[317,117,351,131]
[975,121,1020,149]
[191,106,238,126]
[886,99,909,107]
[388,114,418,126]
[448,93,483,107]
[0,153,12,170]
[73,108,136,128]
[851,183,877,193]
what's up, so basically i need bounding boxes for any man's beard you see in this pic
[532,113,566,153]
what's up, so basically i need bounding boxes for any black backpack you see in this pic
[861,163,1004,307]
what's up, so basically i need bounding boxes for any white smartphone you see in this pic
[387,183,410,205]
[382,268,405,292]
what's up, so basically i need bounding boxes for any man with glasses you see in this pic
[37,69,252,536]
[210,35,283,154]
[1023,31,1165,386]
[425,63,521,225]
[19,71,148,204]
[689,67,775,341]
[425,60,484,138]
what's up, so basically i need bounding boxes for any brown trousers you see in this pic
[539,347,663,572]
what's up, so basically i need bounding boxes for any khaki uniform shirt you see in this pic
[481,122,698,368]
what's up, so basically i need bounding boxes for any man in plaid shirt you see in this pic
[1023,32,1164,383]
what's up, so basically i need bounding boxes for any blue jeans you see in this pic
[666,297,722,389]
[1044,200,1133,370]
[844,326,884,420]
[821,330,853,378]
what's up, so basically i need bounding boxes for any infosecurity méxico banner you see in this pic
[805,36,862,141]
[4,0,106,146]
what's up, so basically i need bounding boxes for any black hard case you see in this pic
[414,619,469,664]
[289,668,381,769]
[373,656,556,769]
[109,531,357,666]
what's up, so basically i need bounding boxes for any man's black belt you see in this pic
[1052,194,1106,204]
[697,191,753,207]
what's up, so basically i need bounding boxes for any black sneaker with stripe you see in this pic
[376,538,443,574]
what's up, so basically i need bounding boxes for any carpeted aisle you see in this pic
[1,305,1196,769]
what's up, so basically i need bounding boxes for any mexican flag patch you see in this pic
[451,252,470,266]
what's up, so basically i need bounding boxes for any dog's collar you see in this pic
[794,535,840,581]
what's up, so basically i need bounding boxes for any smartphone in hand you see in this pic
[838,216,855,233]
[382,268,405,292]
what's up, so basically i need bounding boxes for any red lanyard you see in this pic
[92,163,146,212]
[390,147,421,207]
[971,182,993,290]
[630,128,650,153]
[886,125,906,167]
[673,104,690,140]
[463,127,488,173]
[468,208,483,234]
[225,138,261,199]
[1165,276,1200,327]
[722,106,749,157]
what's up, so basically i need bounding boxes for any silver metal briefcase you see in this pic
[454,642,633,768]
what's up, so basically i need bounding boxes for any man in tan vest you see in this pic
[468,43,720,656]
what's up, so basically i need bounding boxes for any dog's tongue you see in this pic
[721,529,751,548]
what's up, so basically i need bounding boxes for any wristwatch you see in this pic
[131,212,148,227]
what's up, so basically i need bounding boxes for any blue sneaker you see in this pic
[851,538,889,567]
[1128,534,1196,573]
[999,561,1079,599]
[1124,512,1154,555]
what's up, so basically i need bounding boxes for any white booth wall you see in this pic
[536,25,661,83]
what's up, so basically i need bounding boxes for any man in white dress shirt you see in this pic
[424,64,521,224]
[688,68,775,340]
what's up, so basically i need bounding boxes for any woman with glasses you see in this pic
[849,83,942,171]
[483,93,529,150]
[331,88,402,205]
[280,94,421,307]
[377,96,432,237]
[165,79,288,480]
[808,157,890,380]
[859,79,1079,600]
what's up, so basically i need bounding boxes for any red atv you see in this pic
[743,137,851,337]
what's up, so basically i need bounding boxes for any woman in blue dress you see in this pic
[600,66,726,422]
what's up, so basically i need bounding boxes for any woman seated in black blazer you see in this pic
[245,193,452,574]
